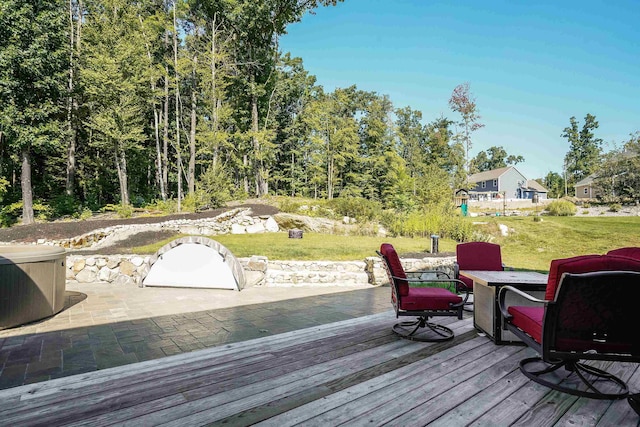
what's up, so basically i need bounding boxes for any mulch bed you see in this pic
[0,203,279,250]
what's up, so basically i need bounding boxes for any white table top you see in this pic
[460,270,548,286]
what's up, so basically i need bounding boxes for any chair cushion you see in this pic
[458,274,474,291]
[508,306,544,343]
[545,254,640,300]
[380,243,409,296]
[456,242,503,271]
[399,287,462,311]
[607,247,640,260]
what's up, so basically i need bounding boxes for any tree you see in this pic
[0,1,69,224]
[595,132,640,201]
[81,0,149,206]
[194,0,343,198]
[543,171,564,199]
[395,106,426,196]
[448,82,484,174]
[562,113,603,185]
[470,146,524,173]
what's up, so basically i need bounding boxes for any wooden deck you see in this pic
[0,311,638,426]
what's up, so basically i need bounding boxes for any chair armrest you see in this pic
[497,285,546,322]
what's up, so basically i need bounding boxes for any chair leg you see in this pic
[463,293,474,312]
[628,393,640,415]
[392,316,454,342]
[519,357,629,400]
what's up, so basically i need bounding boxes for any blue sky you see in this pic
[279,0,640,180]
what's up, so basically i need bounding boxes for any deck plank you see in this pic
[0,310,638,427]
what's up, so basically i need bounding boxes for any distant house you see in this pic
[574,174,599,199]
[467,166,548,201]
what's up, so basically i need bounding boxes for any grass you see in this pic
[132,215,640,273]
[484,216,640,271]
[133,232,452,261]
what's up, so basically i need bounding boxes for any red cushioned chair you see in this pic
[378,243,468,342]
[498,254,640,399]
[607,247,640,260]
[454,242,509,311]
[454,242,508,292]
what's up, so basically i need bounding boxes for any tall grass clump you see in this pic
[545,199,577,216]
[383,206,474,241]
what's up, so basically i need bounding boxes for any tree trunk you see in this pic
[114,143,129,206]
[188,54,197,195]
[21,146,34,225]
[173,5,182,211]
[65,0,79,197]
[162,31,169,200]
[139,13,165,201]
[251,83,268,197]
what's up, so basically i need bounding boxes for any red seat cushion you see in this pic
[508,306,544,343]
[607,247,640,260]
[380,243,408,296]
[545,254,640,300]
[458,274,474,291]
[399,287,462,311]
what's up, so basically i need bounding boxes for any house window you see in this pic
[493,179,497,186]
[584,188,588,195]
[481,181,486,189]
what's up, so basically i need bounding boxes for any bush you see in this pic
[327,197,382,222]
[76,208,93,220]
[609,203,622,213]
[197,164,232,209]
[0,201,52,227]
[545,200,577,216]
[50,194,81,218]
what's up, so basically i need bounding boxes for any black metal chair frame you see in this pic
[377,250,469,342]
[499,270,640,400]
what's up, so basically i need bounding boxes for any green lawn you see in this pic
[478,216,640,272]
[133,215,640,273]
[135,232,445,261]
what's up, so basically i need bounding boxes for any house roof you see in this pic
[467,166,513,183]
[574,174,597,187]
[524,179,547,192]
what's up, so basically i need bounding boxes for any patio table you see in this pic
[461,270,548,345]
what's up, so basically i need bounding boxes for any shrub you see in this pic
[76,208,93,220]
[197,164,232,209]
[0,201,51,227]
[545,200,577,216]
[115,203,133,218]
[609,203,622,213]
[327,197,382,222]
[50,194,81,218]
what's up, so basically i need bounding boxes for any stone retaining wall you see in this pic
[66,254,457,288]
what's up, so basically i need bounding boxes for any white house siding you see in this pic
[499,168,528,199]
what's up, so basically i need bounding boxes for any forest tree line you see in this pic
[1,1,637,226]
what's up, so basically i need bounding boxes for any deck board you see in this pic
[0,311,638,426]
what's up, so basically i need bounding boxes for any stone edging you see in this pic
[66,253,456,288]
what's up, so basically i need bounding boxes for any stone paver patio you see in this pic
[0,282,390,390]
